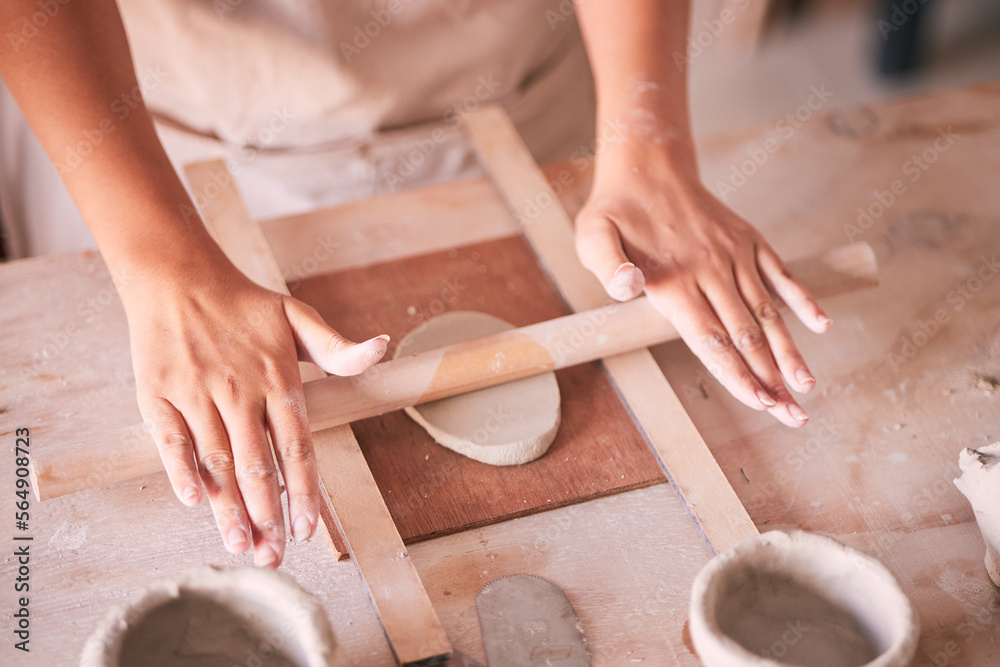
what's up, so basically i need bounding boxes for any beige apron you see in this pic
[0,0,595,257]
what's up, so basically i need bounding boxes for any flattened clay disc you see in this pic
[395,311,561,466]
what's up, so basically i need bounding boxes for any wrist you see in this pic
[104,224,235,304]
[593,132,701,193]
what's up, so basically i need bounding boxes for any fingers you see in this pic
[139,395,202,507]
[757,245,831,334]
[266,387,321,544]
[701,271,809,428]
[149,381,313,568]
[575,214,646,301]
[221,398,285,569]
[185,403,253,557]
[649,283,775,413]
[735,263,816,396]
[283,298,388,376]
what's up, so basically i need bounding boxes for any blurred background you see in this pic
[2,0,1000,260]
[688,0,1000,137]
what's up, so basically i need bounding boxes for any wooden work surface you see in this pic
[3,81,1000,665]
[291,234,662,544]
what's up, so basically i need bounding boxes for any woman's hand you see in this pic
[122,258,387,567]
[0,0,389,567]
[575,148,830,427]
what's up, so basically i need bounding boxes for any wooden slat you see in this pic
[259,175,517,277]
[311,427,454,665]
[461,104,758,553]
[183,160,452,666]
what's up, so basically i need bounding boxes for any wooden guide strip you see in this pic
[29,242,875,502]
[460,104,761,554]
[182,160,452,666]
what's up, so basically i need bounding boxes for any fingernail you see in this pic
[227,526,248,553]
[795,368,815,385]
[613,261,636,278]
[609,262,644,301]
[360,335,389,366]
[817,313,832,326]
[255,544,279,568]
[788,403,809,422]
[756,389,777,407]
[181,485,200,505]
[293,515,313,542]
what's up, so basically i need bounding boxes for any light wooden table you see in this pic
[3,81,1000,666]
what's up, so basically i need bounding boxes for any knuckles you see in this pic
[699,330,734,352]
[695,243,732,270]
[158,431,192,454]
[754,302,780,322]
[734,326,766,353]
[235,460,278,485]
[277,438,314,465]
[199,451,236,476]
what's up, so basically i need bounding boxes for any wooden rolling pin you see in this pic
[31,242,877,500]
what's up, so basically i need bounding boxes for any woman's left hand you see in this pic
[574,147,830,427]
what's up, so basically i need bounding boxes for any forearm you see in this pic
[0,0,223,284]
[574,0,697,181]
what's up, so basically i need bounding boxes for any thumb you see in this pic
[283,298,388,376]
[574,212,645,301]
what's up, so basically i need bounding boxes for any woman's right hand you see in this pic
[122,257,387,568]
[0,0,389,569]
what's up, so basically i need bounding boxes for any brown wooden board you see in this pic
[291,235,665,543]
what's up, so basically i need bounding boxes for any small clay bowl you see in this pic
[689,531,918,667]
[80,565,344,667]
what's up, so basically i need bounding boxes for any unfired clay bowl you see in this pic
[80,565,345,667]
[954,442,1000,587]
[689,531,918,667]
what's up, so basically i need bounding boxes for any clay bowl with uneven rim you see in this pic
[690,530,918,667]
[80,565,345,667]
